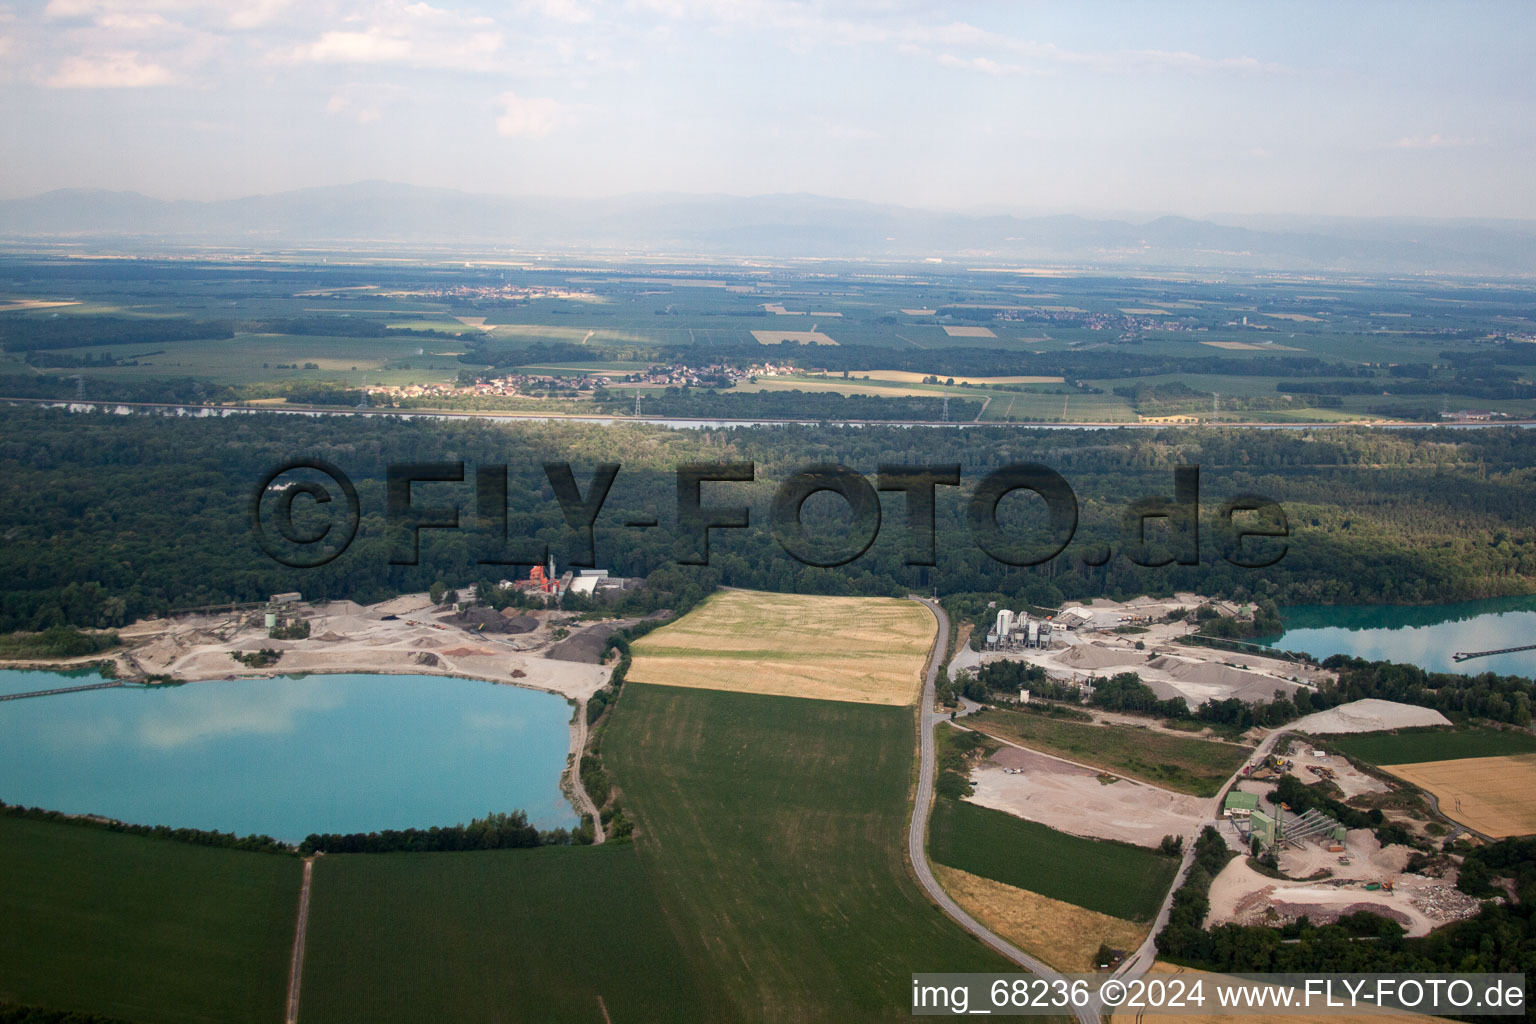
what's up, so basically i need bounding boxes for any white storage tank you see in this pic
[996,609,1015,637]
[1027,621,1040,647]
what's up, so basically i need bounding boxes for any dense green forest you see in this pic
[1,407,1534,632]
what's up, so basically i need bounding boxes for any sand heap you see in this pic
[1147,654,1269,689]
[1291,698,1451,735]
[1058,644,1138,670]
[500,611,539,634]
[440,606,518,633]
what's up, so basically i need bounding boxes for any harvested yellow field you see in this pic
[1111,963,1459,1024]
[627,590,935,705]
[1263,311,1322,322]
[857,370,1065,386]
[1120,307,1172,315]
[941,325,996,337]
[751,330,838,345]
[933,865,1146,973]
[1382,754,1536,838]
[900,308,937,315]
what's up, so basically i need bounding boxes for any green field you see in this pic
[302,844,704,1024]
[967,708,1252,796]
[605,684,1010,1018]
[44,333,468,387]
[1326,726,1536,766]
[0,815,300,1024]
[302,683,1010,1022]
[928,799,1178,921]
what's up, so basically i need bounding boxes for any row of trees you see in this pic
[299,810,564,854]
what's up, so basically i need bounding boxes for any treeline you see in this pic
[1324,655,1536,726]
[462,340,631,370]
[661,342,1378,382]
[593,387,984,422]
[0,1003,135,1024]
[0,315,233,352]
[0,372,240,404]
[0,801,295,856]
[1458,836,1536,901]
[299,810,567,854]
[1157,826,1237,959]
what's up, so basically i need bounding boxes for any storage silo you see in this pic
[996,609,1015,638]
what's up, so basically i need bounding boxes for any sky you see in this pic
[0,0,1532,218]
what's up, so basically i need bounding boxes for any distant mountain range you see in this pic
[2,181,1534,275]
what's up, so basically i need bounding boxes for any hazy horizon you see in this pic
[1,2,1532,220]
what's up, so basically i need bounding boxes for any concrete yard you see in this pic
[968,746,1207,849]
[952,593,1332,711]
[115,594,613,701]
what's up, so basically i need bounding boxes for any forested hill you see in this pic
[0,406,1533,632]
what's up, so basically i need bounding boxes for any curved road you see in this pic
[907,597,1101,1024]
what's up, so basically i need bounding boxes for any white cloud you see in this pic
[285,2,503,70]
[1394,133,1474,150]
[495,90,561,137]
[47,49,174,86]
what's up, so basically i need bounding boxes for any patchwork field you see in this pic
[933,864,1147,972]
[966,707,1252,797]
[627,589,935,705]
[1380,754,1536,838]
[928,798,1178,921]
[0,814,299,1024]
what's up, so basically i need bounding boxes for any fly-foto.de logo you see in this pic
[250,460,1287,571]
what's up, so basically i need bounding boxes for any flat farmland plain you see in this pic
[627,589,935,705]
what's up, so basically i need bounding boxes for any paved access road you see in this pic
[907,597,1101,1024]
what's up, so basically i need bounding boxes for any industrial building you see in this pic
[1227,791,1346,850]
[568,568,642,601]
[500,561,639,604]
[984,609,1053,651]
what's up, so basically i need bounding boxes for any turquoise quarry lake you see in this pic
[0,671,577,841]
[1270,595,1536,676]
